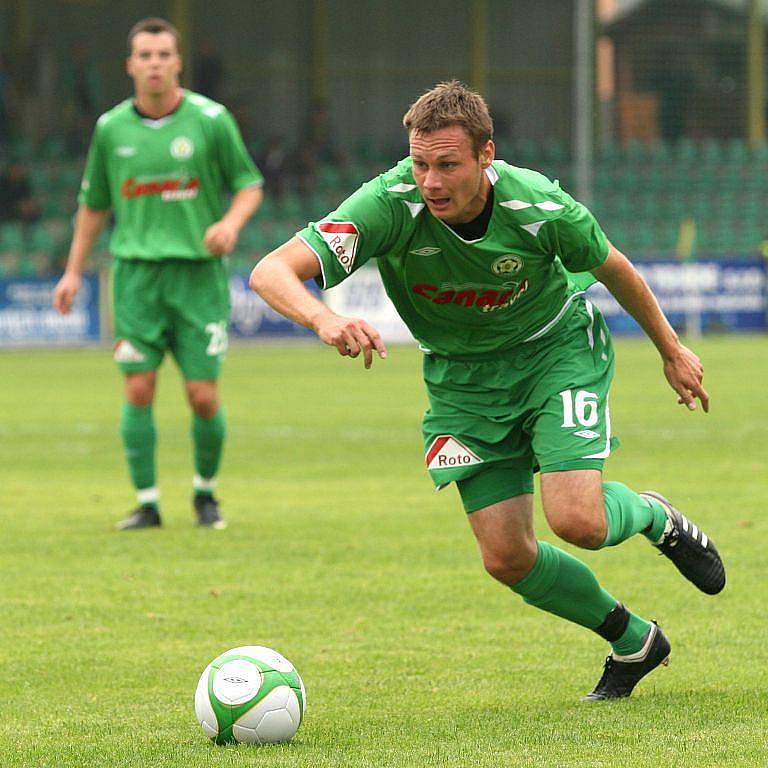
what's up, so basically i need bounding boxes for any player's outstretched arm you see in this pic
[250,237,387,369]
[592,242,709,413]
[53,205,110,315]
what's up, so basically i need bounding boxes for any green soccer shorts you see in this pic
[421,298,618,512]
[111,258,230,380]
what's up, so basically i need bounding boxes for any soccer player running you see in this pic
[53,18,264,530]
[249,82,725,699]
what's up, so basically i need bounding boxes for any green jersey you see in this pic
[298,158,609,357]
[79,90,263,261]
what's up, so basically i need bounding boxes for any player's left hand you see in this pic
[662,344,709,413]
[204,220,239,256]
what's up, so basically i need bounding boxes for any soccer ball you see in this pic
[194,645,306,745]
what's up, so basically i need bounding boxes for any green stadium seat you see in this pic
[41,137,67,161]
[27,223,56,252]
[0,223,25,251]
[316,164,342,192]
[723,138,748,163]
[700,139,723,164]
[673,138,697,165]
[542,138,568,163]
[55,164,82,191]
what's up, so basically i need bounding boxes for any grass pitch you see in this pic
[1,337,766,767]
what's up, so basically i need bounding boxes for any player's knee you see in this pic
[125,376,155,406]
[187,387,218,418]
[481,548,535,586]
[549,515,605,550]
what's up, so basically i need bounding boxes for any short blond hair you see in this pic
[403,80,493,155]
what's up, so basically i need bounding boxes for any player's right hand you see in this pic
[53,272,82,315]
[312,312,387,369]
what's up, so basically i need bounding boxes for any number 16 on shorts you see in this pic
[559,389,599,428]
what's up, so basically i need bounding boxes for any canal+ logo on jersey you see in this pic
[425,435,483,470]
[318,221,359,274]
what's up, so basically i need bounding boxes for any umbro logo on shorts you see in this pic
[574,429,601,439]
[425,435,483,469]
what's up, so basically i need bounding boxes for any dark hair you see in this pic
[127,17,180,56]
[403,80,493,155]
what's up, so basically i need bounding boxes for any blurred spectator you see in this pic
[0,161,41,223]
[61,42,102,154]
[259,137,289,200]
[292,144,319,197]
[193,40,225,101]
[302,99,347,166]
[0,54,14,149]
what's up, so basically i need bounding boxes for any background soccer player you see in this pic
[249,81,725,700]
[53,18,264,530]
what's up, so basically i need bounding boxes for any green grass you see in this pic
[1,337,766,767]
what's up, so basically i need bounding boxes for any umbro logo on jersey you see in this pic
[425,435,483,469]
[113,340,146,363]
[409,246,442,256]
[318,222,359,274]
[574,429,600,439]
[115,146,137,157]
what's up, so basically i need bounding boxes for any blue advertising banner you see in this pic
[586,259,767,334]
[228,272,317,338]
[0,274,100,347]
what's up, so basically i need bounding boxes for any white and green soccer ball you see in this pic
[194,645,306,745]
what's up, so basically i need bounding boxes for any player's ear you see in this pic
[480,139,495,169]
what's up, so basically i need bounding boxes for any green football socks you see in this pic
[192,407,226,492]
[602,481,668,546]
[512,541,651,656]
[120,403,157,504]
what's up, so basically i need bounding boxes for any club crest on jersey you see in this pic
[318,221,359,274]
[492,255,523,275]
[425,435,483,470]
[170,136,194,160]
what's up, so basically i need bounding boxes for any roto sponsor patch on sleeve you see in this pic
[318,222,359,274]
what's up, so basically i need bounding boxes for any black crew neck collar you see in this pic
[446,185,494,240]
[133,95,184,121]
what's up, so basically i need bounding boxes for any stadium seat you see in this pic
[0,223,25,252]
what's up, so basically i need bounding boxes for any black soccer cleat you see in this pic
[193,494,227,530]
[640,491,726,595]
[583,622,671,701]
[116,504,161,530]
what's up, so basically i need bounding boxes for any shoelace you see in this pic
[594,656,615,689]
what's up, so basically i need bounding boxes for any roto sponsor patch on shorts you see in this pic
[426,435,483,470]
[318,222,359,274]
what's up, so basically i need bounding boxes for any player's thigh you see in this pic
[467,492,537,583]
[530,302,616,475]
[422,354,535,509]
[111,259,167,373]
[168,260,230,381]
